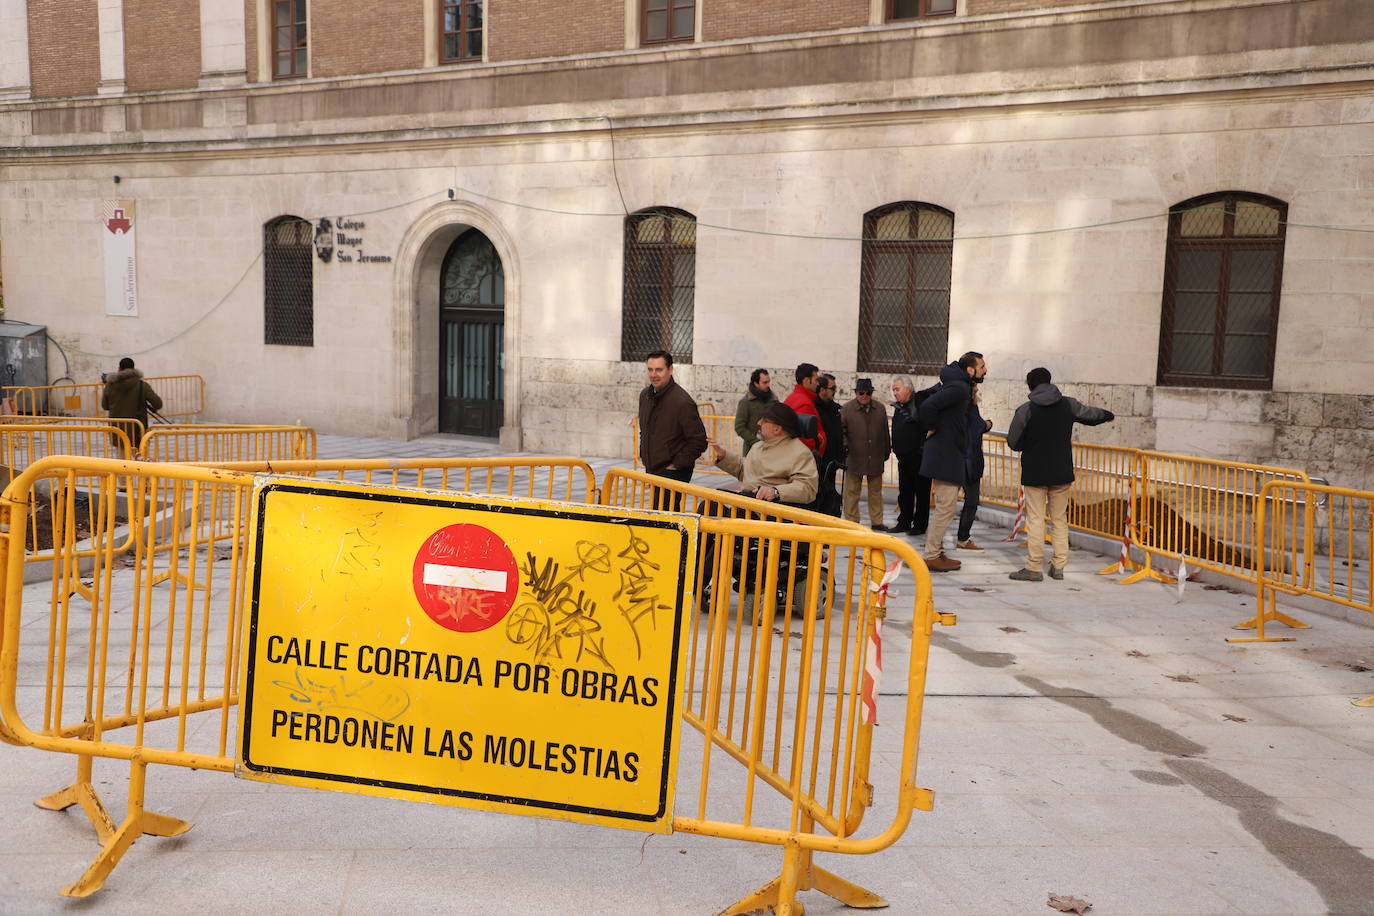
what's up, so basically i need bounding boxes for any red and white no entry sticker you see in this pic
[411,523,520,633]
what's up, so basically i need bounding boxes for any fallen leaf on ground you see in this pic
[999,626,1024,633]
[1125,649,1148,658]
[1166,674,1197,683]
[1048,893,1092,914]
[961,586,986,593]
[1223,714,1248,722]
[1345,663,1371,673]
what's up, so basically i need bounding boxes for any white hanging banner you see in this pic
[102,199,138,317]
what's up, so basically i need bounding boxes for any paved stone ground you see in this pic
[1,433,1371,914]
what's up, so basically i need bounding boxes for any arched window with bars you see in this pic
[857,202,954,374]
[264,215,314,347]
[1158,192,1288,389]
[621,207,696,363]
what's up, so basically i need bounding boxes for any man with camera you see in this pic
[101,357,162,447]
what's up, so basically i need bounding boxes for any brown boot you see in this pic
[926,553,962,572]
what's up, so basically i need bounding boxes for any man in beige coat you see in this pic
[708,402,818,507]
[839,378,891,529]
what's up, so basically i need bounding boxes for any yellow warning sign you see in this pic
[236,476,697,833]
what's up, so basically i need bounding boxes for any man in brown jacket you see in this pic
[101,357,162,448]
[839,378,892,530]
[637,350,707,490]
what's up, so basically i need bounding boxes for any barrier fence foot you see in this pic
[35,780,117,843]
[717,842,887,915]
[57,758,192,899]
[1353,695,1374,708]
[1230,609,1308,631]
[1118,565,1169,586]
[34,755,116,842]
[807,865,887,908]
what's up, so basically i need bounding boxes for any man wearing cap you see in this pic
[708,402,818,506]
[839,378,891,529]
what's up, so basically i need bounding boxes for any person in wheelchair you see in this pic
[707,402,818,508]
[702,403,828,614]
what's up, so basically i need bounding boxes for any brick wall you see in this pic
[311,0,424,77]
[29,0,100,98]
[705,0,868,41]
[490,0,622,62]
[124,0,202,92]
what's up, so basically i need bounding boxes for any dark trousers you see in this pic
[895,453,931,534]
[650,465,693,512]
[957,474,982,543]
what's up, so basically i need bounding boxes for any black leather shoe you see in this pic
[888,524,911,534]
[871,524,890,532]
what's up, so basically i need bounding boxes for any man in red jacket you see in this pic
[782,362,826,455]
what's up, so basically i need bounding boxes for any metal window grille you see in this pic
[441,0,483,61]
[272,0,308,79]
[857,201,953,375]
[1158,192,1287,390]
[264,216,314,347]
[621,207,695,363]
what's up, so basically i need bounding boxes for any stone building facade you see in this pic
[1,0,1371,487]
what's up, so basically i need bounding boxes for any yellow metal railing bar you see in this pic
[9,374,205,420]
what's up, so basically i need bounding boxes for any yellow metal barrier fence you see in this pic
[1240,481,1373,652]
[1127,451,1311,588]
[0,424,136,560]
[0,414,147,442]
[600,468,948,914]
[0,454,602,897]
[1,457,941,913]
[11,374,205,420]
[138,425,316,462]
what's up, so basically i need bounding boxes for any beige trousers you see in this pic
[924,480,961,559]
[1023,483,1072,572]
[842,472,885,527]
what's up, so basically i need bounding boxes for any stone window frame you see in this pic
[856,201,955,376]
[621,207,697,364]
[440,0,484,63]
[271,0,309,79]
[264,215,315,347]
[887,0,957,22]
[1157,191,1288,391]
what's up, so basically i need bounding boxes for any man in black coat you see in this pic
[1006,366,1114,581]
[889,376,931,537]
[918,351,986,572]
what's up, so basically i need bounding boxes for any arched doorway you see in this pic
[439,228,504,436]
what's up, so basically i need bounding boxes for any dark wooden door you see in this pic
[439,229,504,437]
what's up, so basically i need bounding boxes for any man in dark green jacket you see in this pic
[101,357,162,448]
[733,368,776,455]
